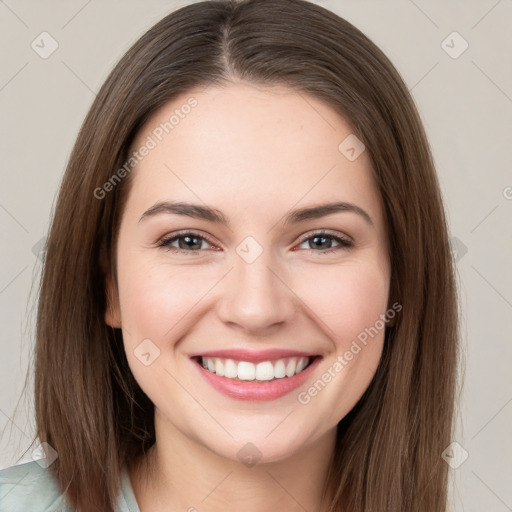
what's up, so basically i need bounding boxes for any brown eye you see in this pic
[296,231,353,254]
[158,231,216,254]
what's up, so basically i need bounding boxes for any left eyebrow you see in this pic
[138,200,374,227]
[283,201,374,226]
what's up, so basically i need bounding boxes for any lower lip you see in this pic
[192,357,321,401]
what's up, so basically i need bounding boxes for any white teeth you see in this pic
[255,362,274,381]
[215,359,224,377]
[285,358,296,377]
[224,359,238,379]
[296,357,309,373]
[199,356,312,381]
[237,361,256,381]
[274,359,286,378]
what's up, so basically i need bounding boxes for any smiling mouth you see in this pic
[192,355,319,382]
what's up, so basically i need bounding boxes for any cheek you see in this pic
[292,265,389,421]
[291,262,390,347]
[115,255,208,399]
[116,254,210,341]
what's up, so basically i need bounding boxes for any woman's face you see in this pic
[107,82,391,464]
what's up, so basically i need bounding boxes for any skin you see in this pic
[106,81,391,512]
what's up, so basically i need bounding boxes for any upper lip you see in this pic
[189,348,318,364]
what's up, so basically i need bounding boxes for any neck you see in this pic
[130,413,337,512]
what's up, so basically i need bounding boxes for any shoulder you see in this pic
[0,460,75,512]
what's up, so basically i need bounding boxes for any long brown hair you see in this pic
[34,0,460,510]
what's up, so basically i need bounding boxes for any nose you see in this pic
[216,249,297,335]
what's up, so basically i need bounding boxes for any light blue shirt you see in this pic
[0,460,140,512]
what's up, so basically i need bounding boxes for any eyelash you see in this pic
[157,229,353,255]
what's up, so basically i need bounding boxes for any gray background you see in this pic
[0,1,511,510]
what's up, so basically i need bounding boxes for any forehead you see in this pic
[126,82,382,226]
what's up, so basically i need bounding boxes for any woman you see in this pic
[0,0,460,510]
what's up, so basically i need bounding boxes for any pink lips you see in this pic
[190,349,321,401]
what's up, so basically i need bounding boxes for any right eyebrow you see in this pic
[139,201,228,224]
